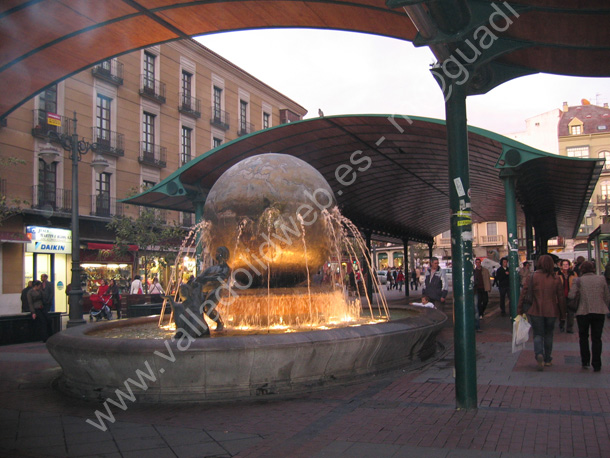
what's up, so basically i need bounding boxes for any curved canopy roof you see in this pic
[1,1,610,119]
[123,115,603,244]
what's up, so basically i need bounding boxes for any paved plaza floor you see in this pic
[1,287,609,457]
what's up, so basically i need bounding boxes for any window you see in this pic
[100,59,112,73]
[571,125,582,135]
[567,146,589,158]
[599,151,610,170]
[240,100,248,132]
[38,159,57,209]
[143,180,156,190]
[38,85,57,128]
[263,112,270,129]
[181,70,192,107]
[181,126,192,165]
[96,172,111,216]
[601,180,610,198]
[142,112,155,155]
[486,222,497,236]
[213,86,222,120]
[96,94,111,144]
[143,52,156,91]
[213,137,222,148]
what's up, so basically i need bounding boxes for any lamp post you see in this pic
[39,111,109,327]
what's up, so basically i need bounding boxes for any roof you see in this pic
[1,1,610,119]
[559,104,610,136]
[123,114,603,243]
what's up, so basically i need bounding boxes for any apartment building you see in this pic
[0,39,306,314]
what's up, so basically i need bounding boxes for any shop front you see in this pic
[81,243,137,294]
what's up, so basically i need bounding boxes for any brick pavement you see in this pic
[0,287,609,457]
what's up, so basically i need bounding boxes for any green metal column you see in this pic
[445,80,477,410]
[500,170,520,319]
[525,214,534,260]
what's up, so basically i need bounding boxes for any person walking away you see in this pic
[386,270,393,291]
[27,280,49,342]
[422,257,448,310]
[518,254,565,371]
[557,259,577,333]
[396,269,405,292]
[40,273,54,312]
[519,261,531,288]
[108,279,121,318]
[392,268,398,290]
[495,257,510,316]
[568,261,610,372]
[149,277,164,295]
[474,258,491,326]
[130,275,143,294]
[411,269,418,290]
[21,281,33,312]
[573,256,585,277]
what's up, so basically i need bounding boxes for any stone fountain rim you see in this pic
[47,306,446,353]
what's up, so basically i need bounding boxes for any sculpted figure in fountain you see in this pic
[169,246,230,338]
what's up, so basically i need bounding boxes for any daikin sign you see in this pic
[26,226,72,254]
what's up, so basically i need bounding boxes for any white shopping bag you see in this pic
[512,314,531,353]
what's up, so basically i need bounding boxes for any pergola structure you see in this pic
[2,0,609,409]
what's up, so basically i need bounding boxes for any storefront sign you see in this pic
[26,226,72,254]
[47,112,61,127]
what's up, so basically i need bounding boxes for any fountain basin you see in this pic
[47,307,446,402]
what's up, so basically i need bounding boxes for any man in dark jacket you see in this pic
[495,258,510,316]
[20,281,33,312]
[422,257,448,310]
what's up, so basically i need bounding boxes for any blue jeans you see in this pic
[528,315,556,363]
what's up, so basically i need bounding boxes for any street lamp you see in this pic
[39,111,109,327]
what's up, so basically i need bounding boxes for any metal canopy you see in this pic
[1,1,610,119]
[123,114,603,244]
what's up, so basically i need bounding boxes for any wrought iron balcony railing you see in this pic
[91,127,124,157]
[210,107,230,130]
[479,234,504,246]
[139,75,166,104]
[32,109,73,139]
[31,186,71,212]
[178,92,201,118]
[90,194,124,218]
[139,142,167,168]
[92,60,124,85]
[238,121,254,137]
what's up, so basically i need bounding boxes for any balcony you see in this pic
[32,109,73,139]
[90,194,124,218]
[210,107,230,130]
[91,60,124,86]
[139,75,166,104]
[91,127,124,157]
[479,234,504,246]
[31,186,71,212]
[437,236,451,248]
[139,142,166,168]
[596,195,610,204]
[238,121,254,137]
[178,93,201,119]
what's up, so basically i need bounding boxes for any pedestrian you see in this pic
[573,256,585,277]
[40,273,54,311]
[392,268,398,289]
[21,280,33,313]
[568,261,610,372]
[557,259,577,333]
[396,269,405,292]
[27,280,49,342]
[517,254,565,371]
[411,269,418,290]
[130,275,143,294]
[474,258,491,327]
[149,277,164,295]
[495,257,510,316]
[386,269,393,291]
[519,261,531,288]
[422,257,448,309]
[108,279,121,318]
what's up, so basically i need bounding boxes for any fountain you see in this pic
[46,154,446,402]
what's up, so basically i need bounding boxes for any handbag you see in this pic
[521,272,535,313]
[567,278,580,313]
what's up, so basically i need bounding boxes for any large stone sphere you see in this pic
[203,153,337,288]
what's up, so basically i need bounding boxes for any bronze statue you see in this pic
[168,246,230,338]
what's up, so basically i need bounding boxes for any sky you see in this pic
[197,29,610,135]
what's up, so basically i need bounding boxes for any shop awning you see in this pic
[0,231,30,244]
[87,243,138,251]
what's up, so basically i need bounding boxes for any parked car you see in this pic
[377,270,388,285]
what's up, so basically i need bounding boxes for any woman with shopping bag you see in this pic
[517,255,565,371]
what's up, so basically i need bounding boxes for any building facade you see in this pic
[0,39,306,314]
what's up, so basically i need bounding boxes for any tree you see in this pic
[107,208,185,293]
